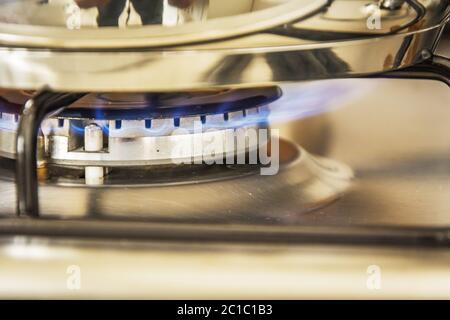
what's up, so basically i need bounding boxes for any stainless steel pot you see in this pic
[0,0,448,91]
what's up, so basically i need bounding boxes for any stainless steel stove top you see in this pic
[0,0,449,299]
[1,77,449,298]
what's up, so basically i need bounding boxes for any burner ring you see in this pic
[0,88,278,171]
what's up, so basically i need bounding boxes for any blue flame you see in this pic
[69,122,84,135]
[268,80,373,125]
[44,80,370,136]
[70,122,110,135]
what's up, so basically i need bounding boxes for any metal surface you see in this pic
[0,105,270,166]
[0,0,326,48]
[1,78,449,227]
[0,0,447,91]
[289,0,418,34]
[0,236,450,298]
[294,78,450,228]
[381,54,450,86]
[380,0,407,10]
[0,138,354,219]
[0,87,282,118]
[10,88,276,216]
[45,113,267,167]
[0,70,449,299]
[0,0,448,298]
[0,87,278,166]
[83,124,104,185]
[0,113,17,159]
[15,91,85,217]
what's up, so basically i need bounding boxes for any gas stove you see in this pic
[0,0,449,299]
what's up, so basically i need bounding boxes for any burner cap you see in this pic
[0,87,281,120]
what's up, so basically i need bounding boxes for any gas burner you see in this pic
[1,88,281,186]
[0,85,353,218]
[0,138,353,219]
[0,0,448,299]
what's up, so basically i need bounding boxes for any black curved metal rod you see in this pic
[16,90,86,218]
[379,55,450,87]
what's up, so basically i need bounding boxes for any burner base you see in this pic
[0,139,353,220]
